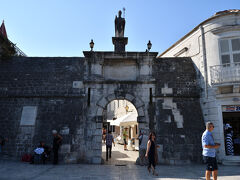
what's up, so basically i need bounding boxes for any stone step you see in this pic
[0,154,13,160]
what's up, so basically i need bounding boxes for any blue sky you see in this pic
[1,0,240,57]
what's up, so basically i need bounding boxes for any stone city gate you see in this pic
[0,10,204,164]
[82,50,157,163]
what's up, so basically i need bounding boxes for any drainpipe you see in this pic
[200,25,208,98]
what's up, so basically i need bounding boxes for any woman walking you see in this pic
[145,132,158,176]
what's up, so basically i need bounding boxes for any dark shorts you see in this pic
[124,139,127,145]
[203,156,218,171]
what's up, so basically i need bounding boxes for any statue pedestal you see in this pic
[112,37,128,52]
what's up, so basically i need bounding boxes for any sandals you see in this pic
[153,170,158,176]
[147,167,151,173]
[148,167,158,176]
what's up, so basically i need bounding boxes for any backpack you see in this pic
[21,154,32,162]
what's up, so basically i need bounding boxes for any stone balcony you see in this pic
[210,63,240,86]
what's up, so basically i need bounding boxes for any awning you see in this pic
[120,112,138,126]
[107,112,137,126]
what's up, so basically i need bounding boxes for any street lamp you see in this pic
[89,39,94,51]
[147,40,152,52]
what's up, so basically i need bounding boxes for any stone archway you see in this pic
[94,93,149,164]
[95,93,145,122]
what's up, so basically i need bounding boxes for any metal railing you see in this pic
[210,63,240,85]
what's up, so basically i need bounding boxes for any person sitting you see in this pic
[40,141,51,164]
[30,141,50,164]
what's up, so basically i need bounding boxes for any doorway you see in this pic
[223,112,240,156]
[101,99,139,165]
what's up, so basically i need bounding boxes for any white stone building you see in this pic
[160,10,240,165]
[106,100,138,146]
[107,100,136,120]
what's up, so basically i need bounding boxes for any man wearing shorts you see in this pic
[123,128,128,150]
[201,122,220,180]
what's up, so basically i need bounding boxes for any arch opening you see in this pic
[101,99,141,165]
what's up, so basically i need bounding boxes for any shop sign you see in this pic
[222,105,240,112]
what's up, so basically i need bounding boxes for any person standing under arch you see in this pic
[105,130,115,161]
[123,128,128,150]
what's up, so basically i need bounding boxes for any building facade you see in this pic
[160,10,240,165]
[0,11,204,164]
[106,99,136,120]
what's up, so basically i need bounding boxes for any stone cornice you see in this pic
[83,51,158,60]
[211,25,240,34]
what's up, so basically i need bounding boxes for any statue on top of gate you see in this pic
[115,10,125,37]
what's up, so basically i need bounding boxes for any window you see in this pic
[220,38,240,65]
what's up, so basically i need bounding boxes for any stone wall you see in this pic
[0,57,88,162]
[153,57,205,164]
[0,55,204,164]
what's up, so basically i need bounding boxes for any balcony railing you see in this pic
[210,63,240,85]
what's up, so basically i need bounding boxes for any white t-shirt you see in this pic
[34,147,44,155]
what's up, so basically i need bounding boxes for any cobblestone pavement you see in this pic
[0,158,240,180]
